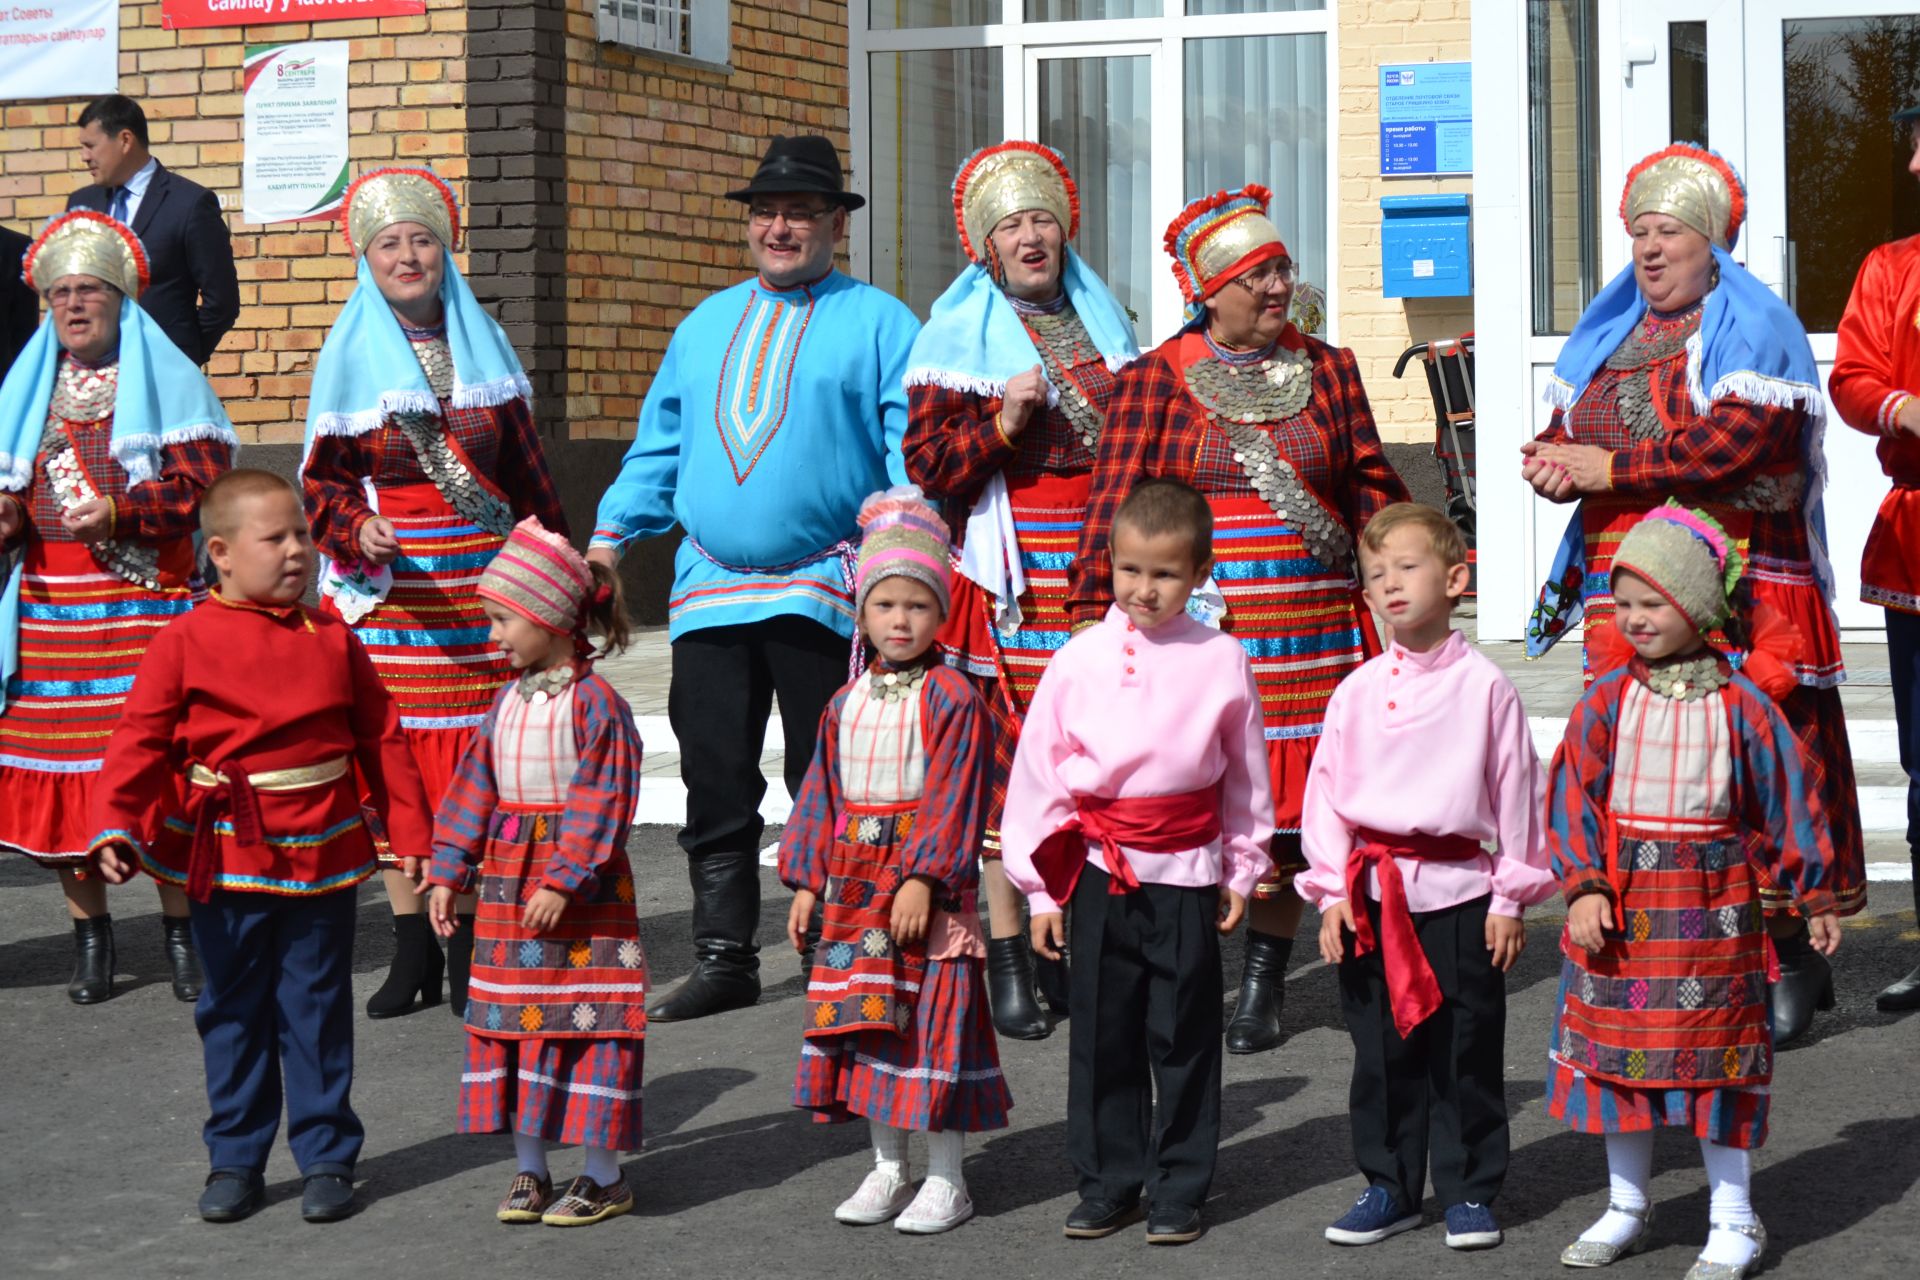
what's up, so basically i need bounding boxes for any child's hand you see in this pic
[786,889,818,954]
[401,856,427,891]
[1318,899,1355,965]
[1566,893,1614,953]
[426,885,458,938]
[1485,910,1526,972]
[92,839,137,885]
[521,887,568,934]
[1807,911,1842,956]
[891,876,933,946]
[1031,911,1065,960]
[1217,887,1247,935]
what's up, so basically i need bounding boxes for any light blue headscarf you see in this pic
[902,248,1139,397]
[300,252,531,463]
[0,297,236,710]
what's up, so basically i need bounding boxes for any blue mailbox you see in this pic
[1381,194,1471,299]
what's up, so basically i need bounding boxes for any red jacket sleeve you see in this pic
[1067,356,1176,626]
[1830,244,1909,437]
[541,679,642,899]
[346,628,435,859]
[89,620,188,858]
[904,382,1018,510]
[1323,345,1411,537]
[777,691,846,896]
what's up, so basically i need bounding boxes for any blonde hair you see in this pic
[1359,502,1468,569]
[200,469,300,541]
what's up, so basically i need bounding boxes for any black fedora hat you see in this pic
[727,135,865,210]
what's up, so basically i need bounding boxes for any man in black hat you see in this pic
[588,135,921,1021]
[1832,101,1920,1013]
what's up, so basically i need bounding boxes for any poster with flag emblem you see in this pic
[241,41,351,225]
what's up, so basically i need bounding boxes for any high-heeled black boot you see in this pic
[161,915,202,1002]
[69,915,116,1005]
[447,914,475,1018]
[1771,923,1834,1047]
[365,913,443,1019]
[985,936,1051,1040]
[1225,931,1292,1055]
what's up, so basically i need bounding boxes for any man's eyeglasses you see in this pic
[1229,261,1298,293]
[47,282,110,307]
[749,205,834,228]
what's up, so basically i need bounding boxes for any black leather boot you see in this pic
[447,914,475,1018]
[985,936,1051,1040]
[1877,962,1920,1012]
[1771,922,1834,1047]
[365,913,443,1019]
[1225,930,1291,1055]
[68,915,116,1005]
[161,915,203,1002]
[650,850,761,1021]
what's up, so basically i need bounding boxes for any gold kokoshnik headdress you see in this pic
[24,211,148,300]
[341,166,462,256]
[1163,185,1288,316]
[1620,142,1745,250]
[951,141,1080,266]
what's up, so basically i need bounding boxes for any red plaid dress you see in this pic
[303,395,568,857]
[1534,313,1864,916]
[778,663,1011,1132]
[906,366,1113,853]
[430,671,647,1151]
[0,385,229,865]
[1543,660,1840,1148]
[1067,330,1407,888]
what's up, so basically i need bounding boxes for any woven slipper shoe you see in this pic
[541,1176,634,1227]
[497,1172,554,1224]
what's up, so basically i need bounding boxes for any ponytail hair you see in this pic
[584,560,634,657]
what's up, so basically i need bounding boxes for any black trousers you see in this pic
[669,616,850,858]
[1066,867,1224,1211]
[1889,607,1920,893]
[1336,892,1508,1211]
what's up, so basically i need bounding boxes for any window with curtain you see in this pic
[1526,0,1601,336]
[1037,56,1155,343]
[869,1,996,31]
[868,48,1004,319]
[1184,34,1329,302]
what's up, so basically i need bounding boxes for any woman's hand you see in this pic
[890,876,934,946]
[1521,440,1612,496]
[357,516,402,566]
[61,497,113,545]
[1000,364,1049,438]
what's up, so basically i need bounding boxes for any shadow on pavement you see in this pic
[624,1105,867,1216]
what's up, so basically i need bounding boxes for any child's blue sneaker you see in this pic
[1325,1186,1421,1245]
[1444,1202,1503,1250]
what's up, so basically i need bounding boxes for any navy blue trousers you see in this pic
[190,888,363,1175]
[1890,609,1920,880]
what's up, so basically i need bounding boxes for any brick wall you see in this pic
[560,0,851,442]
[1336,0,1474,446]
[0,0,469,448]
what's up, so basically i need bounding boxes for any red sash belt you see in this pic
[1030,787,1222,905]
[1346,827,1482,1038]
[186,762,266,904]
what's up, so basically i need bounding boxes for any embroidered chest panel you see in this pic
[1608,678,1733,824]
[837,676,927,806]
[713,287,818,484]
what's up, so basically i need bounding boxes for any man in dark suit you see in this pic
[67,94,239,365]
[0,225,36,382]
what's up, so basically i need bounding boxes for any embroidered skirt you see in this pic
[459,1034,643,1151]
[0,539,197,865]
[325,482,508,864]
[464,803,648,1041]
[1208,496,1376,892]
[795,802,1009,1132]
[1547,826,1774,1148]
[1575,496,1865,916]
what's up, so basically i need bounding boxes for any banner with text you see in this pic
[242,41,351,225]
[163,0,424,29]
[0,1,119,100]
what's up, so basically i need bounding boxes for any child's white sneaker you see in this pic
[834,1168,914,1225]
[894,1176,974,1234]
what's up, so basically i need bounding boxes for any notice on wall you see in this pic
[242,41,350,225]
[163,0,424,28]
[1379,62,1473,177]
[0,1,118,100]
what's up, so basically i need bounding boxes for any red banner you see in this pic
[162,0,426,29]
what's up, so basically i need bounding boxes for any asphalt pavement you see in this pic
[3,828,1917,1280]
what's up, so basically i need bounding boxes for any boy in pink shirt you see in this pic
[1002,479,1272,1246]
[1299,503,1556,1253]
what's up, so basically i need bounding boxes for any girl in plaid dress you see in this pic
[426,517,646,1228]
[780,487,1011,1235]
[1545,505,1841,1279]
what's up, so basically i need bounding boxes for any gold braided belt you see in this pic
[188,757,351,793]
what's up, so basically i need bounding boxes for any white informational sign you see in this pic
[0,1,119,100]
[241,40,350,225]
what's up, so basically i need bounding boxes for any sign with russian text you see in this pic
[1379,62,1473,177]
[242,41,350,225]
[162,0,425,30]
[0,1,118,100]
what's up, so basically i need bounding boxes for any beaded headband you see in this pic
[25,211,149,300]
[854,486,952,618]
[342,166,461,256]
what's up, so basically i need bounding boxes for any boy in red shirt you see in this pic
[89,469,432,1224]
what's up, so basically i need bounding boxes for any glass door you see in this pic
[1743,0,1920,629]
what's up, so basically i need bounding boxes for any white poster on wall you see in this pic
[241,40,350,225]
[0,1,119,100]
